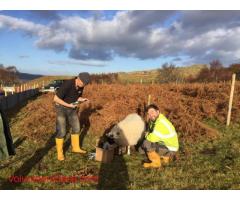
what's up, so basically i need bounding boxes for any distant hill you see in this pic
[0,63,207,85]
[26,76,73,87]
[17,72,43,82]
[0,64,43,84]
[0,67,19,85]
[174,64,208,78]
[28,64,207,85]
[118,64,207,83]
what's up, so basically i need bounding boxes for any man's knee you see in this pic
[56,127,66,138]
[69,112,80,134]
[141,139,155,152]
[71,118,80,133]
[56,116,66,138]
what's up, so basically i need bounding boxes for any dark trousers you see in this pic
[55,105,80,138]
[0,114,9,160]
[0,106,15,160]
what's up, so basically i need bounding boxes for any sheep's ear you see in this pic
[113,124,120,132]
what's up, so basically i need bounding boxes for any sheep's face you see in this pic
[106,125,121,139]
[106,125,126,146]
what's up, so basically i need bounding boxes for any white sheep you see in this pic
[106,113,146,146]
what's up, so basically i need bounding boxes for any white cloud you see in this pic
[0,14,47,36]
[48,59,107,67]
[1,11,240,65]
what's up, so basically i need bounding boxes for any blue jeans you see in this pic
[55,104,80,138]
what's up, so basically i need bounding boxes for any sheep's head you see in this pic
[106,125,128,146]
[106,125,121,139]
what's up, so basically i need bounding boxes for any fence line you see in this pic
[0,89,39,110]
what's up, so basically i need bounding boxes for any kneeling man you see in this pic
[142,104,179,168]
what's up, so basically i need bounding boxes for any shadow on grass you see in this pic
[6,93,42,121]
[0,134,55,189]
[96,124,130,190]
[13,136,27,149]
[97,155,129,190]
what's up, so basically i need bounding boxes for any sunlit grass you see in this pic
[0,119,240,189]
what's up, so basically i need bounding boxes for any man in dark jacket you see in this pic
[53,72,91,161]
[0,105,15,160]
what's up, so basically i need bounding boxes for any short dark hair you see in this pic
[146,104,159,112]
[78,72,91,85]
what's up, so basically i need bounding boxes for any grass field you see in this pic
[24,64,206,86]
[0,112,239,189]
[118,64,206,83]
[0,78,239,190]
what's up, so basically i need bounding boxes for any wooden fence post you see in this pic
[147,94,151,106]
[226,73,236,126]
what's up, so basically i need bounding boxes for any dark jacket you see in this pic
[56,78,84,104]
[0,105,15,160]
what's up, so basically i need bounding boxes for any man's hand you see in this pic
[54,95,76,108]
[77,97,89,102]
[144,131,149,137]
[146,115,150,122]
[68,104,77,109]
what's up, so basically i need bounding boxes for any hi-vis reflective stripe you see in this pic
[153,130,176,139]
[167,146,178,152]
[160,118,175,133]
[152,118,177,139]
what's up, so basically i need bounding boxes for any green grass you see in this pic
[118,64,206,84]
[26,64,206,86]
[0,119,240,189]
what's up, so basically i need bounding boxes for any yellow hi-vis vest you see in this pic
[146,114,179,152]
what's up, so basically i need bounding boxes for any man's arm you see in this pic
[145,121,162,143]
[53,80,76,108]
[77,87,89,102]
[53,95,76,108]
[145,132,161,143]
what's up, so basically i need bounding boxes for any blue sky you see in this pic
[1,11,240,75]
